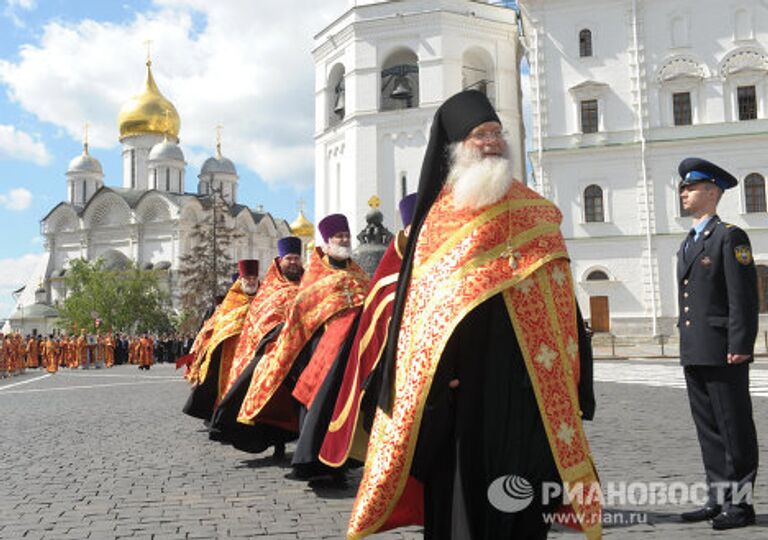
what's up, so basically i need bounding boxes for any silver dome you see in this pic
[67,152,103,174]
[200,155,237,176]
[149,140,185,162]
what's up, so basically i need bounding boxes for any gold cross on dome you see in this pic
[215,124,223,157]
[143,39,153,63]
[83,122,90,153]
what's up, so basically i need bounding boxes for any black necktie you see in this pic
[684,229,695,260]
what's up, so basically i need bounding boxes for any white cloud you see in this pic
[3,0,36,27]
[0,252,46,319]
[0,124,51,164]
[0,187,32,210]
[0,0,346,188]
[7,0,36,9]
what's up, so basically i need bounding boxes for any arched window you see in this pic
[327,64,346,129]
[462,47,495,103]
[579,29,593,58]
[758,265,768,313]
[381,49,419,111]
[584,184,604,222]
[586,270,609,281]
[745,173,767,213]
[130,149,136,188]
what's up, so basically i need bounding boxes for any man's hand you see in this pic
[727,353,751,364]
[449,379,460,389]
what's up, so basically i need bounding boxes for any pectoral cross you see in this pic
[500,245,522,270]
[341,288,355,306]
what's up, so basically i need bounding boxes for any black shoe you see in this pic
[284,469,313,481]
[273,442,286,460]
[285,464,324,482]
[712,507,756,530]
[681,505,721,522]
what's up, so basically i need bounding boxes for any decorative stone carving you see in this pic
[720,49,768,77]
[656,57,705,83]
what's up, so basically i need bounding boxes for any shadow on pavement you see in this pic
[236,453,293,469]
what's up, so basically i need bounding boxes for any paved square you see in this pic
[0,361,765,539]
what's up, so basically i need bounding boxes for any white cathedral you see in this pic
[314,0,768,336]
[7,58,293,335]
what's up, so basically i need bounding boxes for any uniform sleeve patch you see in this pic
[734,245,753,265]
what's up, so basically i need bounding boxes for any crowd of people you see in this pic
[0,330,194,376]
[181,90,759,539]
[181,90,601,540]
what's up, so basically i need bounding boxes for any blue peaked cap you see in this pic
[678,157,738,191]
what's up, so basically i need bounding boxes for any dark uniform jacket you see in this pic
[677,215,758,366]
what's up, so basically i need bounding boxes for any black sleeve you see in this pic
[576,304,596,421]
[723,228,759,356]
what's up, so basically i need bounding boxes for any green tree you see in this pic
[177,190,243,333]
[57,258,173,334]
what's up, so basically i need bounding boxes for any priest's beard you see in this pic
[325,244,351,260]
[240,279,259,296]
[446,142,514,210]
[282,266,303,283]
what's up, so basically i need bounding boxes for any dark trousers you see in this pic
[684,364,758,508]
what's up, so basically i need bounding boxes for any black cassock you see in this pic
[211,324,296,452]
[412,294,595,540]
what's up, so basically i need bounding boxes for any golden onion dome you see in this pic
[118,60,180,142]
[290,209,315,238]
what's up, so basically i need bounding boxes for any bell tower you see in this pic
[313,0,525,238]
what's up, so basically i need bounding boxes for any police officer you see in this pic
[677,157,759,530]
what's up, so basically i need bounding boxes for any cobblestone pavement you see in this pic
[0,361,766,539]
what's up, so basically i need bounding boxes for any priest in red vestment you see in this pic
[348,90,601,540]
[236,214,369,483]
[319,193,416,468]
[182,259,259,422]
[209,237,304,455]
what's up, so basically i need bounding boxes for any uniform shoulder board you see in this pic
[722,221,735,228]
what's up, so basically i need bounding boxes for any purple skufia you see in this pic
[399,193,418,227]
[278,236,302,257]
[318,213,349,242]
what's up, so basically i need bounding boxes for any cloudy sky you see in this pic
[0,0,528,320]
[0,0,349,317]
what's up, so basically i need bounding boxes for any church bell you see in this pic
[390,76,413,100]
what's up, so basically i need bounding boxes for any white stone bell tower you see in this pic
[313,0,525,239]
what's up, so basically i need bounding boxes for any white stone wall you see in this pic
[121,134,164,190]
[314,0,524,240]
[520,0,768,334]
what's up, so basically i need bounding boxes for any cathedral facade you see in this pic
[8,59,291,335]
